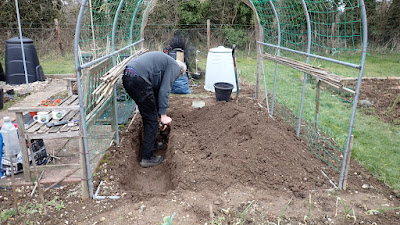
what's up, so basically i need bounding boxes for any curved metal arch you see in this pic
[111,0,126,66]
[339,0,368,189]
[74,0,93,199]
[296,0,312,136]
[268,0,282,116]
[129,0,144,46]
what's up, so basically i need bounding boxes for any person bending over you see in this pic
[122,51,186,168]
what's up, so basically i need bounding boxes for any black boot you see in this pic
[140,155,163,168]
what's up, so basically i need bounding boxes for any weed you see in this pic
[212,216,226,225]
[304,193,312,223]
[336,197,356,224]
[161,212,176,225]
[0,208,17,222]
[238,200,255,224]
[55,201,65,211]
[277,198,292,225]
[365,207,400,215]
[46,196,65,211]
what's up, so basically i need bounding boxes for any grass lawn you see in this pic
[39,53,75,75]
[199,50,400,193]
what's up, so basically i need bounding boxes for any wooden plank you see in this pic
[47,124,66,133]
[27,131,80,140]
[79,137,89,199]
[69,96,80,106]
[60,95,79,106]
[341,76,400,81]
[15,112,31,181]
[27,122,42,133]
[30,164,81,172]
[8,105,80,112]
[36,124,51,134]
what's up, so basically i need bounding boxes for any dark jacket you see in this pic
[126,51,181,115]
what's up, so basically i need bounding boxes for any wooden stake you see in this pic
[342,135,354,190]
[315,79,321,130]
[207,19,210,51]
[89,0,97,59]
[31,170,45,197]
[54,19,64,56]
[209,204,214,223]
[8,154,19,215]
[27,139,47,214]
[15,112,31,181]
[79,135,89,199]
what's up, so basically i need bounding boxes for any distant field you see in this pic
[40,53,75,75]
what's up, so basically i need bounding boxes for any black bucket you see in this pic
[214,82,234,102]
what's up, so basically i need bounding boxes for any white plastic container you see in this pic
[1,117,21,160]
[204,46,237,92]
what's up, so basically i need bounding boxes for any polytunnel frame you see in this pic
[73,0,367,198]
[254,0,368,190]
[74,0,154,198]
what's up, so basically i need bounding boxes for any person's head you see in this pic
[176,59,187,77]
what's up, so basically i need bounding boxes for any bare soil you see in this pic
[1,81,399,225]
[358,79,400,125]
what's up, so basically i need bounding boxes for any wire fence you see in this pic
[253,0,366,178]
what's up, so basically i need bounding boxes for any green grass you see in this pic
[1,52,75,75]
[198,50,400,192]
[39,53,75,74]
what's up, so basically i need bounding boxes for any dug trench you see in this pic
[99,84,400,224]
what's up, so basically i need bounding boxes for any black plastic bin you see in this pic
[5,37,45,85]
[214,82,234,102]
[0,61,5,81]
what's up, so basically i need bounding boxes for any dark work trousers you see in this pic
[122,69,159,160]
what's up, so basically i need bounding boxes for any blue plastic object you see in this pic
[0,133,3,177]
[171,73,191,94]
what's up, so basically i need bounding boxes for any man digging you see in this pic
[123,51,187,168]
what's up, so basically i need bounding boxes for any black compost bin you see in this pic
[0,61,5,81]
[5,37,45,85]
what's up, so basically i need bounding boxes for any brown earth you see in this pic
[1,81,399,224]
[358,79,400,125]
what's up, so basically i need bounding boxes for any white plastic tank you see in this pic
[204,46,237,92]
[1,117,21,161]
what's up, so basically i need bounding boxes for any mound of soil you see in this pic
[359,79,400,124]
[101,83,399,224]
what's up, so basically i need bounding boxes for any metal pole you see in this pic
[259,43,270,113]
[15,0,29,92]
[339,0,368,189]
[268,0,281,116]
[129,0,144,54]
[111,0,126,145]
[112,0,126,66]
[74,0,94,198]
[255,24,262,99]
[296,0,312,136]
[80,39,144,69]
[257,41,361,69]
[245,0,262,100]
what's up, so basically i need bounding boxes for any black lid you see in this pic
[6,36,34,44]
